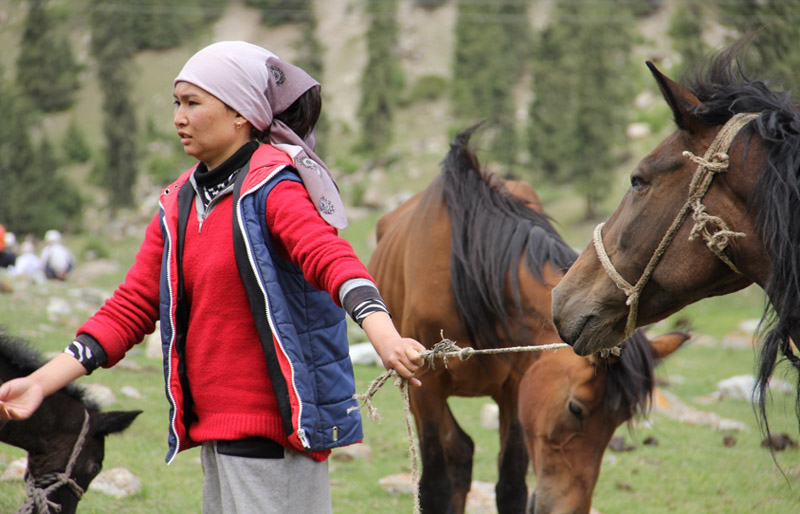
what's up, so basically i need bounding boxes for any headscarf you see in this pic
[174,41,347,229]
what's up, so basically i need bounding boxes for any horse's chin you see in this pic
[564,314,626,357]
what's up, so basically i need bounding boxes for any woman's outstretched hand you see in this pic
[0,352,88,420]
[0,377,44,420]
[361,312,426,386]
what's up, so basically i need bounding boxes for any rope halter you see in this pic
[593,112,759,340]
[17,410,91,514]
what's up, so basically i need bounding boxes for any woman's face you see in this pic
[173,82,251,169]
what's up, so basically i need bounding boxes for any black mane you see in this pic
[441,125,576,349]
[687,46,800,431]
[602,329,656,420]
[0,329,95,409]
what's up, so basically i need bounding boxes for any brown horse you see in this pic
[519,330,687,514]
[551,45,800,434]
[0,330,141,514]
[369,126,681,513]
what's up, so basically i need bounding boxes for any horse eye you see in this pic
[568,401,584,419]
[631,175,649,192]
[88,462,102,477]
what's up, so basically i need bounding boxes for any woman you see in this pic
[0,41,425,513]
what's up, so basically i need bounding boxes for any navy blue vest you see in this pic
[232,167,363,451]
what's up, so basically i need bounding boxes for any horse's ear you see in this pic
[646,61,703,133]
[649,331,690,361]
[95,410,142,437]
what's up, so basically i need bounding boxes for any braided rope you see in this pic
[592,112,758,339]
[17,410,90,514]
[352,336,600,514]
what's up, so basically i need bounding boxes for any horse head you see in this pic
[0,332,141,514]
[552,51,773,356]
[519,331,688,514]
[7,394,141,514]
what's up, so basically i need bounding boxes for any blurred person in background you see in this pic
[40,229,75,281]
[11,239,43,280]
[0,225,17,268]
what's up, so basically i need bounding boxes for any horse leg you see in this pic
[494,383,529,514]
[413,388,475,513]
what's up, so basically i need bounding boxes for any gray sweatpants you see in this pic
[201,441,333,514]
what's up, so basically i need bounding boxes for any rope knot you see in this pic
[597,346,623,359]
[424,337,475,370]
[682,150,730,173]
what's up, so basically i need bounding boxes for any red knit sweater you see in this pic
[80,170,371,460]
[183,180,369,458]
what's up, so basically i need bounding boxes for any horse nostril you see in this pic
[555,323,573,346]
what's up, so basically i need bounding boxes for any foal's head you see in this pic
[0,332,141,513]
[519,331,688,514]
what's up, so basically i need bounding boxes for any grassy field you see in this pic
[1,218,799,514]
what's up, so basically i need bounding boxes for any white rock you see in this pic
[332,443,373,462]
[378,473,413,495]
[480,403,499,431]
[0,458,27,481]
[738,319,762,333]
[653,387,747,432]
[46,297,72,320]
[349,342,382,366]
[89,467,141,498]
[145,324,162,360]
[465,480,496,514]
[715,374,793,403]
[377,474,502,514]
[626,122,651,139]
[84,383,116,407]
[120,386,142,399]
[116,359,143,372]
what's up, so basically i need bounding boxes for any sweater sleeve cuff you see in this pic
[64,333,108,375]
[339,279,390,327]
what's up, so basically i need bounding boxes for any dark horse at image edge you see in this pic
[0,329,140,514]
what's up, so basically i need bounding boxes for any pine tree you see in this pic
[414,0,448,9]
[245,0,313,26]
[91,0,138,210]
[0,66,82,234]
[62,118,92,164]
[16,0,81,113]
[0,67,36,233]
[452,0,529,174]
[717,0,800,86]
[129,0,227,51]
[528,0,636,219]
[27,137,84,234]
[293,8,330,156]
[668,0,708,80]
[358,0,404,159]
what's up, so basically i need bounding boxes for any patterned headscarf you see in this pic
[174,41,347,229]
